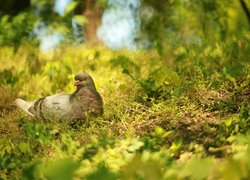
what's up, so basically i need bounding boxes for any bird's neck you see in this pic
[72,87,85,96]
[71,86,97,97]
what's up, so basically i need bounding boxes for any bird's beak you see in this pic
[74,80,81,86]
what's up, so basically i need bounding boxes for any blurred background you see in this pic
[0,0,249,51]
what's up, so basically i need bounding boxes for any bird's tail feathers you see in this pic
[15,98,34,117]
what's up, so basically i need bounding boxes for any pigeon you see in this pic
[15,73,103,121]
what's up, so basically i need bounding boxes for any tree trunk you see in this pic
[83,0,101,44]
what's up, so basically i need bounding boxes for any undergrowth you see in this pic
[0,36,250,179]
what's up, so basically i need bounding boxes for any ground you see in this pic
[0,40,250,179]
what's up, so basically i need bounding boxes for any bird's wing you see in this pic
[33,94,73,120]
[15,98,35,117]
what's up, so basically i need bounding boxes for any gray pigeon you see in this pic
[15,73,103,121]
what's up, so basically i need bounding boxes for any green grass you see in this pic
[0,37,250,179]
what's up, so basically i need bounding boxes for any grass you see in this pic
[0,37,250,179]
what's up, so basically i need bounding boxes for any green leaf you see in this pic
[224,118,232,127]
[226,135,236,143]
[122,69,130,75]
[127,140,144,152]
[0,15,10,24]
[87,162,117,180]
[149,68,181,91]
[175,53,186,62]
[154,41,163,56]
[43,159,80,180]
[227,64,244,77]
[110,55,140,78]
[221,160,242,180]
[72,15,87,26]
[162,130,173,138]
[154,126,164,136]
[170,140,182,152]
[123,154,162,179]
[88,64,96,71]
[240,107,249,120]
[18,142,30,153]
[182,158,214,180]
[173,86,184,97]
[64,1,79,16]
[210,80,221,90]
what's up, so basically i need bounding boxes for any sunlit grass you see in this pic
[0,39,250,179]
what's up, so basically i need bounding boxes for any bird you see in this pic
[15,73,103,121]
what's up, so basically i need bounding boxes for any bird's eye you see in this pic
[82,77,88,81]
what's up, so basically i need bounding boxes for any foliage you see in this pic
[0,0,87,50]
[140,0,250,44]
[0,12,36,49]
[1,0,249,50]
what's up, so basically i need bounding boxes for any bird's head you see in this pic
[74,73,96,89]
